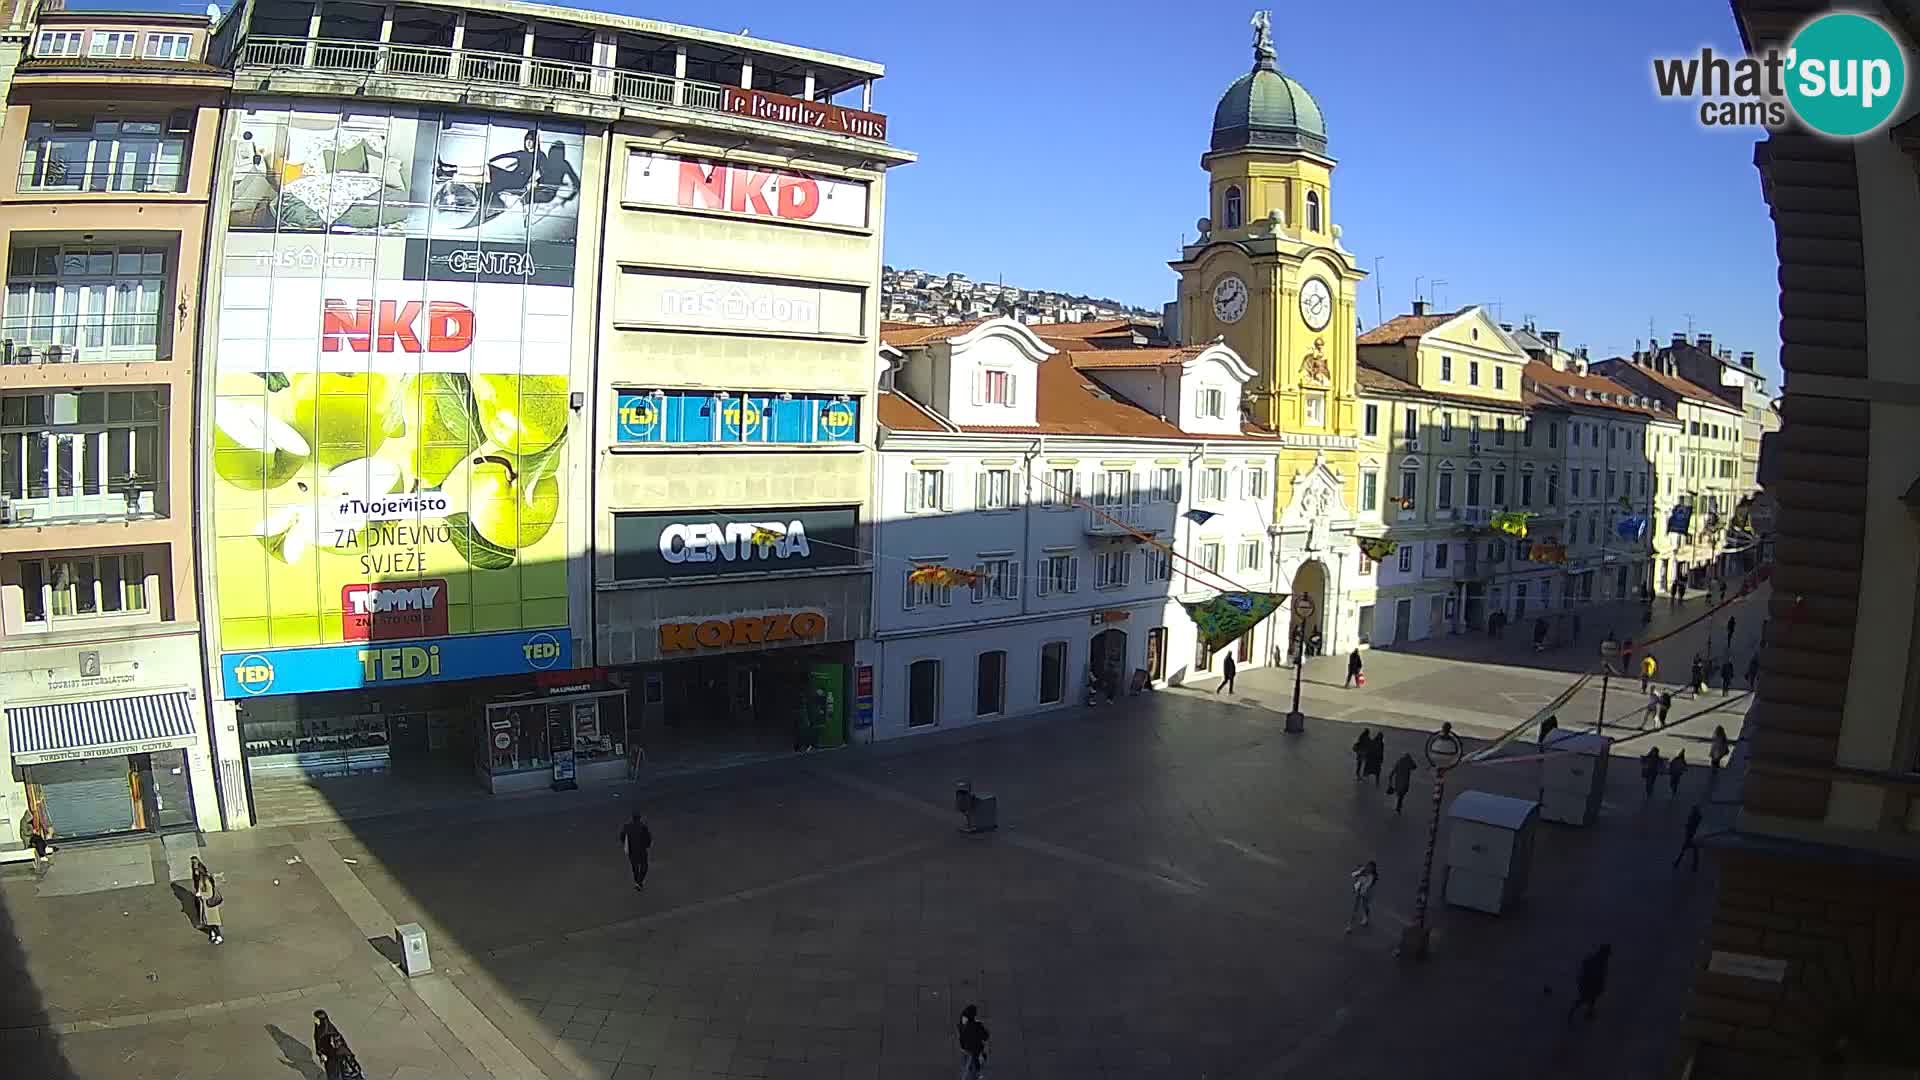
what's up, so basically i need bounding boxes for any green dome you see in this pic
[1211,55,1327,156]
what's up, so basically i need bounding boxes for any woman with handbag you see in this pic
[190,856,224,945]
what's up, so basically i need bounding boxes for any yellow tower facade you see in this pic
[1169,13,1376,658]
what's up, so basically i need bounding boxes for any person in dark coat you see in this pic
[1745,654,1761,690]
[1567,944,1613,1023]
[1690,655,1707,695]
[956,1004,989,1080]
[1352,729,1372,780]
[1658,691,1674,726]
[619,813,652,892]
[1345,648,1363,689]
[1533,617,1548,652]
[1726,615,1737,650]
[1668,750,1688,795]
[1217,652,1237,695]
[1673,805,1704,871]
[1363,733,1386,788]
[1538,714,1558,748]
[1387,752,1418,813]
[315,1011,364,1080]
[1641,747,1663,799]
[1720,658,1736,695]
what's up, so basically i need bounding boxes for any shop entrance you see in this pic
[1090,628,1128,695]
[631,643,852,768]
[25,749,196,841]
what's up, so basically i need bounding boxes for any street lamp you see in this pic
[1399,722,1464,963]
[1285,592,1315,733]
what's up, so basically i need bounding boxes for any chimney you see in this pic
[1696,333,1712,354]
[1671,332,1686,348]
[1542,330,1561,350]
[1412,299,1428,316]
[1500,322,1513,332]
[1739,350,1755,366]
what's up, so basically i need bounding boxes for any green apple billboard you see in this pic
[211,100,582,697]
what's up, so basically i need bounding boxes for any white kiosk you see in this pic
[1444,790,1540,915]
[1540,731,1612,826]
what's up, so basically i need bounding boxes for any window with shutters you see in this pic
[1151,466,1181,503]
[1436,468,1455,510]
[1198,542,1223,574]
[1468,415,1481,446]
[1606,470,1616,498]
[1465,467,1483,507]
[1144,546,1172,583]
[1547,422,1559,449]
[1403,407,1419,449]
[904,557,952,609]
[1590,469,1599,497]
[1521,471,1534,505]
[1495,367,1505,390]
[1492,470,1507,506]
[1199,467,1226,502]
[90,31,137,57]
[1240,539,1262,571]
[971,556,1020,603]
[1398,545,1414,573]
[1199,388,1225,419]
[19,552,147,625]
[1398,466,1418,508]
[1441,412,1453,442]
[1364,404,1379,436]
[905,468,947,513]
[1469,360,1480,386]
[978,369,1015,406]
[1571,469,1581,498]
[1090,468,1131,507]
[1036,552,1077,595]
[976,467,1014,511]
[1094,550,1131,589]
[1433,543,1450,569]
[1245,467,1267,500]
[1041,466,1076,508]
[1494,417,1507,446]
[1440,355,1453,382]
[1360,469,1379,512]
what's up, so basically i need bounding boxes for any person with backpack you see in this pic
[956,1004,990,1079]
[619,812,652,892]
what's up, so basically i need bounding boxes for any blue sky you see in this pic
[607,0,1781,383]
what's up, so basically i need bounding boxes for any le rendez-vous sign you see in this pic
[721,87,888,142]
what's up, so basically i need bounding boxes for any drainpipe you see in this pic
[1023,437,1041,621]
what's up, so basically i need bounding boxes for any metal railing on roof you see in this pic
[238,37,814,131]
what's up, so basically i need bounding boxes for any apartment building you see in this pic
[193,0,907,825]
[869,317,1290,734]
[1355,304,1529,643]
[0,4,228,849]
[1592,352,1747,587]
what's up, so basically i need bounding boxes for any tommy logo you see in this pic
[341,580,449,641]
[322,300,475,353]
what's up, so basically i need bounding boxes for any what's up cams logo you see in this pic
[1654,12,1908,136]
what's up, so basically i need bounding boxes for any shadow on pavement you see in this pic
[265,1021,323,1079]
[0,872,81,1079]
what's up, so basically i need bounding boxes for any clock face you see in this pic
[1212,274,1249,324]
[1299,278,1333,331]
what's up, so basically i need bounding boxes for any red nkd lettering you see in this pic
[777,176,819,220]
[677,161,727,211]
[322,300,474,353]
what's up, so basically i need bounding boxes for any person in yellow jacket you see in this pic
[1639,653,1658,693]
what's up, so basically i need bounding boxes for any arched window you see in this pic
[1223,186,1243,229]
[1306,190,1323,232]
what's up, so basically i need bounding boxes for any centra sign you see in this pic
[661,519,811,564]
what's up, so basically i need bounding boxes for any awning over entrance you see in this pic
[6,691,199,765]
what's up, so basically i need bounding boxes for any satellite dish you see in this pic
[206,3,220,18]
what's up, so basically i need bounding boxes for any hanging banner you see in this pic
[1490,510,1531,538]
[1667,505,1693,535]
[1615,514,1649,541]
[1181,591,1285,655]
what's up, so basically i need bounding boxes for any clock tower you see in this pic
[1169,12,1368,440]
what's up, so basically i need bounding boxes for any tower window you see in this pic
[1306,190,1322,232]
[1223,186,1243,229]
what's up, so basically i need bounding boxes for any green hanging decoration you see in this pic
[1181,592,1286,655]
[1357,535,1397,561]
[1490,510,1532,538]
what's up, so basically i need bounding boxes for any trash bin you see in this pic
[1540,731,1611,826]
[396,922,432,976]
[963,792,997,833]
[1443,791,1539,915]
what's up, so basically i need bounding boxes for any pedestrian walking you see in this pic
[1710,725,1730,773]
[619,812,652,892]
[1673,805,1704,872]
[1345,860,1378,932]
[1388,752,1417,813]
[1345,648,1364,689]
[1745,654,1760,690]
[1352,729,1372,780]
[17,808,50,876]
[1566,944,1613,1023]
[956,1004,990,1080]
[1533,616,1548,652]
[1641,689,1660,730]
[1639,654,1657,693]
[190,855,223,945]
[1538,714,1558,748]
[1726,615,1737,650]
[314,1011,363,1080]
[1363,733,1385,788]
[1668,750,1688,796]
[1641,747,1663,799]
[1720,658,1736,695]
[1217,652,1237,694]
[1690,655,1707,696]
[1572,613,1583,641]
[1658,691,1674,726]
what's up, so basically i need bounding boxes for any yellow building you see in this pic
[1168,14,1372,657]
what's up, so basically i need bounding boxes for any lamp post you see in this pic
[1399,722,1464,963]
[1285,592,1315,733]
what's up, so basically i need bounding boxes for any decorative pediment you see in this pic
[949,316,1057,365]
[1184,340,1258,384]
[1281,450,1355,530]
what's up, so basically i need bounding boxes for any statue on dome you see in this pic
[1251,10,1276,62]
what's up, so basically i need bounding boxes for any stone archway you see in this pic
[1288,558,1329,658]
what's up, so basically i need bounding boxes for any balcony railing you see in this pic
[2,316,166,364]
[17,162,189,195]
[238,37,876,140]
[1085,502,1157,536]
[0,488,159,525]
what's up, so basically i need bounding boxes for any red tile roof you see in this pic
[1354,362,1526,411]
[1523,361,1671,420]
[1064,345,1206,370]
[877,391,949,432]
[1593,358,1742,412]
[879,321,984,347]
[1356,311,1459,346]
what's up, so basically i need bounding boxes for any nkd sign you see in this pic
[625,151,870,229]
[322,299,474,353]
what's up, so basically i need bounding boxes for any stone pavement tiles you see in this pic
[4,665,1735,1079]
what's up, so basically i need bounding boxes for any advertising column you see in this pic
[208,101,583,701]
